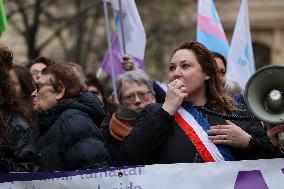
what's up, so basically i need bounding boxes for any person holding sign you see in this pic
[123,41,274,164]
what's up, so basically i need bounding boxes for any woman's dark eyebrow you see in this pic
[181,60,193,63]
[170,60,192,64]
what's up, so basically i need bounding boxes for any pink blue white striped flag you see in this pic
[226,0,255,92]
[196,0,229,57]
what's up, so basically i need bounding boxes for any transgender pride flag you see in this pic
[196,0,229,57]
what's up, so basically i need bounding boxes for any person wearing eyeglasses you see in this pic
[31,63,109,171]
[26,56,55,83]
[101,70,156,166]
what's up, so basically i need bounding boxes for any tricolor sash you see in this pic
[174,104,234,162]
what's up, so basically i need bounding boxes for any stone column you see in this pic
[271,29,284,65]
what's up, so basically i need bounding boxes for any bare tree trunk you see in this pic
[14,0,43,59]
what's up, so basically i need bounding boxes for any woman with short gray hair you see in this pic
[116,70,154,105]
[102,70,156,166]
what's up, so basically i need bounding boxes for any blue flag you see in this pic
[196,0,229,57]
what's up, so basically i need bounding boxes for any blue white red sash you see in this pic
[174,104,234,162]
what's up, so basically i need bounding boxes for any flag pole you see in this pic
[118,0,126,54]
[96,67,102,78]
[103,0,119,104]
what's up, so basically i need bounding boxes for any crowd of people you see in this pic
[0,41,283,173]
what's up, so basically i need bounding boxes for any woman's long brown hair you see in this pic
[0,45,32,147]
[172,41,237,114]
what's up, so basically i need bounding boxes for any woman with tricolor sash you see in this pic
[123,41,275,164]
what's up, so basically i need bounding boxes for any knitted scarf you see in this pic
[109,106,139,141]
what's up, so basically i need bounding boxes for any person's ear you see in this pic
[55,86,65,101]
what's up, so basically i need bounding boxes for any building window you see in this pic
[253,42,270,70]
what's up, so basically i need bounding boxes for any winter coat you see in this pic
[0,115,35,172]
[101,107,139,167]
[102,125,131,167]
[35,92,109,171]
[123,103,275,165]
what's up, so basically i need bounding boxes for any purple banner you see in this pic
[234,170,269,189]
[101,33,144,78]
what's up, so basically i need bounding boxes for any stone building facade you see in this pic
[216,0,284,69]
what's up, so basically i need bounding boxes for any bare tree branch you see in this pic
[37,1,98,52]
[8,19,25,35]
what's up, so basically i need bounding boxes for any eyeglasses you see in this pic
[122,91,152,104]
[35,82,52,92]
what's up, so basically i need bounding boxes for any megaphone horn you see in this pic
[245,65,284,124]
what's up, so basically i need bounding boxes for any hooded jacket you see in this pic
[35,92,109,171]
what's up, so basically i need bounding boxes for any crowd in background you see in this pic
[0,41,283,173]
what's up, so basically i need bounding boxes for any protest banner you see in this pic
[1,158,283,189]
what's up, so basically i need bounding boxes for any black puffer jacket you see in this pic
[123,103,275,165]
[35,92,109,171]
[0,115,35,172]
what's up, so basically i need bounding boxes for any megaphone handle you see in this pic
[277,131,284,153]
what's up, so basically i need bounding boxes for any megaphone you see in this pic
[245,65,284,149]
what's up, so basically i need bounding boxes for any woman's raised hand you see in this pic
[121,54,135,72]
[162,79,188,115]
